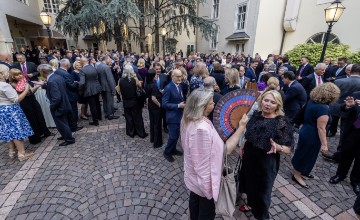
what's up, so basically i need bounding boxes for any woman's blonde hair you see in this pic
[310,82,340,104]
[0,64,10,81]
[9,68,23,83]
[73,60,81,70]
[182,88,214,125]
[225,68,240,88]
[192,62,209,78]
[263,77,280,93]
[49,59,59,69]
[258,90,284,116]
[137,58,145,68]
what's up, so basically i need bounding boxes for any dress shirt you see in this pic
[314,73,323,87]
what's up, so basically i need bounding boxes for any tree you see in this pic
[56,0,141,50]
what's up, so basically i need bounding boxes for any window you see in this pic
[16,0,28,5]
[14,38,27,52]
[236,3,247,31]
[307,32,340,44]
[212,0,220,19]
[43,0,59,13]
[210,28,218,50]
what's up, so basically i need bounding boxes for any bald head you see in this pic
[0,52,12,63]
[80,57,88,66]
[171,69,183,84]
[203,76,216,90]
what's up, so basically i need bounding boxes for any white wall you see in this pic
[283,0,360,53]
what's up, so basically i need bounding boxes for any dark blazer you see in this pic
[297,64,314,78]
[119,77,138,108]
[330,76,360,118]
[332,65,347,79]
[211,71,225,89]
[324,65,335,81]
[158,73,170,90]
[54,68,79,102]
[220,85,240,95]
[245,68,256,82]
[283,63,297,73]
[79,64,102,97]
[339,101,360,140]
[46,73,72,117]
[239,76,250,89]
[13,61,39,81]
[0,61,11,68]
[97,62,116,93]
[301,73,324,98]
[284,81,307,120]
[162,82,184,124]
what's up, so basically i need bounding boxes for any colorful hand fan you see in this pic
[213,89,260,141]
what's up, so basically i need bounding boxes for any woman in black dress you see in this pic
[239,90,293,219]
[119,65,147,138]
[9,68,53,144]
[145,69,163,148]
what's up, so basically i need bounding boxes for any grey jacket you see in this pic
[97,62,116,93]
[79,64,102,97]
[329,76,360,118]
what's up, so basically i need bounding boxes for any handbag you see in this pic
[215,144,237,217]
[136,87,146,98]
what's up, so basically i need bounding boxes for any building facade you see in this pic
[196,0,359,57]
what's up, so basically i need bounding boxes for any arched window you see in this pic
[307,32,340,44]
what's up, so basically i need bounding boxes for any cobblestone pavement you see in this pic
[0,102,358,220]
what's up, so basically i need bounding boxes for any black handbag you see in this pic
[136,87,146,98]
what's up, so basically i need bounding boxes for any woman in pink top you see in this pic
[181,88,249,220]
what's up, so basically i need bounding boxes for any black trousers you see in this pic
[149,107,163,148]
[68,100,78,131]
[87,94,101,123]
[336,128,360,184]
[51,111,74,143]
[161,107,167,129]
[189,191,215,220]
[124,105,146,137]
[332,117,347,161]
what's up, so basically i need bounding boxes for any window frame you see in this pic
[43,0,60,13]
[16,0,28,5]
[209,28,218,51]
[234,2,248,32]
[14,37,27,52]
[211,0,220,20]
[307,32,340,44]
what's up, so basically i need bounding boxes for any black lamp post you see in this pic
[40,9,53,50]
[161,28,167,58]
[319,0,345,62]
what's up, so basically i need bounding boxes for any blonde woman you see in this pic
[72,60,88,120]
[0,64,33,161]
[238,90,293,219]
[137,58,147,82]
[263,77,285,102]
[49,59,59,71]
[220,68,240,95]
[190,62,209,92]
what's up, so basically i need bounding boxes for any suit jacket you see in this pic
[46,73,72,117]
[119,77,138,108]
[239,76,250,89]
[330,76,360,118]
[283,63,297,73]
[332,65,347,79]
[13,62,39,81]
[324,65,335,81]
[211,71,225,89]
[158,73,170,90]
[97,62,116,93]
[162,81,184,124]
[301,73,324,98]
[297,64,314,78]
[0,61,11,68]
[283,81,307,120]
[245,68,256,82]
[79,64,102,97]
[340,102,360,140]
[54,68,79,102]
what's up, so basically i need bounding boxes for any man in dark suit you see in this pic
[55,59,83,132]
[301,63,326,98]
[282,56,297,73]
[245,60,258,82]
[283,71,307,121]
[97,56,119,120]
[296,56,314,82]
[48,50,61,62]
[79,57,102,126]
[329,57,348,81]
[239,65,250,89]
[162,69,185,162]
[14,53,39,81]
[324,64,360,162]
[38,64,75,146]
[329,92,360,195]
[154,63,170,133]
[323,57,334,81]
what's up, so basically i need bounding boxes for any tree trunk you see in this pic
[139,0,146,53]
[154,0,160,54]
[114,20,123,51]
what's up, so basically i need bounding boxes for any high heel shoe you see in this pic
[18,152,34,162]
[292,175,309,189]
[9,151,16,159]
[239,204,252,212]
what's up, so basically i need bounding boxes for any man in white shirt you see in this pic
[301,63,326,99]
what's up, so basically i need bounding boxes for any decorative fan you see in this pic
[213,89,260,141]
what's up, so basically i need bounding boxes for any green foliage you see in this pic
[285,43,352,67]
[350,51,360,64]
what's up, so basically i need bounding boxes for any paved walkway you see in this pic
[0,102,358,220]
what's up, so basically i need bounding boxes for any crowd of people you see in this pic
[1,46,360,220]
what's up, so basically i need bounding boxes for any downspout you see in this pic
[279,0,287,55]
[281,0,301,54]
[195,1,199,52]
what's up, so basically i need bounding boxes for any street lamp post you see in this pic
[161,28,167,58]
[319,0,345,62]
[40,9,53,50]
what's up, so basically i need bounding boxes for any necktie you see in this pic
[176,84,182,98]
[299,65,305,76]
[22,63,29,80]
[317,76,322,86]
[335,68,342,76]
[354,114,360,129]
[240,77,244,88]
[157,77,160,89]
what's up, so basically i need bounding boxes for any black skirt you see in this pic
[239,142,280,220]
